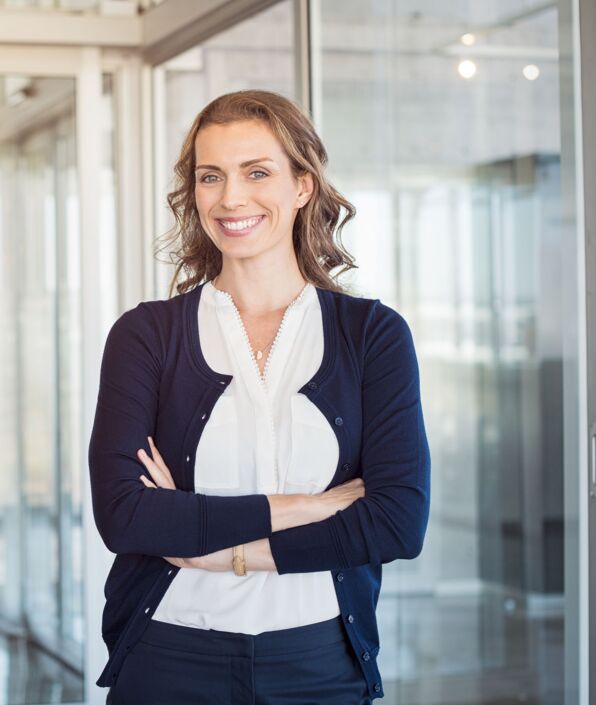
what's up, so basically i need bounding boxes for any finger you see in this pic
[164,556,186,568]
[147,437,175,481]
[137,448,168,485]
[139,474,157,489]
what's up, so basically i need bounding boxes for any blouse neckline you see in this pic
[183,280,337,390]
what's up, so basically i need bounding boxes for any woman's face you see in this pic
[193,119,312,262]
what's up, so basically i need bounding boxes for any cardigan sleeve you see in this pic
[88,303,272,557]
[268,300,431,574]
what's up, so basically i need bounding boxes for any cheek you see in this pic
[260,183,296,214]
[194,188,209,213]
[194,193,214,234]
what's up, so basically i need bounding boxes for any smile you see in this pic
[216,215,265,236]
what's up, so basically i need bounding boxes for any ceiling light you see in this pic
[458,60,477,79]
[522,64,540,80]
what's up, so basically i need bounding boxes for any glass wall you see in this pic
[313,1,565,703]
[0,75,83,704]
[152,0,296,297]
[0,72,117,704]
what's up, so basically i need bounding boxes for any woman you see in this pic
[88,89,431,705]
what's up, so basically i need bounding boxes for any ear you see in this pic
[296,171,315,208]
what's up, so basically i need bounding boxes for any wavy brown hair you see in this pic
[155,89,359,298]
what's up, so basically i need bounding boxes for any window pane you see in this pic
[315,3,566,703]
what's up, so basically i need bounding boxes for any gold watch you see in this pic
[232,544,247,576]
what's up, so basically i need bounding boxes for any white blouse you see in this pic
[151,278,341,633]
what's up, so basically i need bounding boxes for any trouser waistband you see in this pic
[139,615,347,659]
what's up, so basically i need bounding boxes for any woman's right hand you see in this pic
[268,478,365,532]
[310,477,365,521]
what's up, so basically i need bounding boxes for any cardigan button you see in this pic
[362,651,370,661]
[186,455,190,463]
[342,463,352,472]
[336,572,344,582]
[144,607,151,614]
[334,417,343,426]
[374,683,381,692]
[307,381,318,389]
[346,614,354,623]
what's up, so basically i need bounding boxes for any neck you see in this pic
[212,268,308,316]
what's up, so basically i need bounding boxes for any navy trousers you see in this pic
[107,614,371,705]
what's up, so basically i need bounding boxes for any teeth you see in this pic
[220,216,262,231]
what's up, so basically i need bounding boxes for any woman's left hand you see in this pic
[137,436,176,490]
[137,437,231,571]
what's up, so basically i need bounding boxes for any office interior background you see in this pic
[0,0,595,704]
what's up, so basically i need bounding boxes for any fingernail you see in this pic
[148,436,153,444]
[139,449,145,457]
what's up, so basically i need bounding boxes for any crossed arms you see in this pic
[88,300,431,576]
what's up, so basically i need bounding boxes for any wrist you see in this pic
[236,539,277,572]
[297,493,322,524]
[268,492,314,531]
[232,544,247,576]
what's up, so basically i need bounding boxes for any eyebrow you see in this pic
[194,157,276,172]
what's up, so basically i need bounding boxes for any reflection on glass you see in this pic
[0,73,116,703]
[152,0,295,297]
[315,2,564,704]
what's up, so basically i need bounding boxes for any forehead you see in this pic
[194,120,284,160]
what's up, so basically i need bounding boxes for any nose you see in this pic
[220,174,248,210]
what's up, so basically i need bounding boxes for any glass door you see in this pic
[311,1,577,703]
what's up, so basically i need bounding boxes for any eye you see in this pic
[196,170,268,183]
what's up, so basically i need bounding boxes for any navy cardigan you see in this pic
[88,280,431,699]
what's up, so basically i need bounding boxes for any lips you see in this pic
[215,215,265,237]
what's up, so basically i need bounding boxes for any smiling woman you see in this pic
[89,89,430,705]
[156,89,359,298]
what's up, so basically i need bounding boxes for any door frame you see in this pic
[574,0,596,702]
[558,0,595,703]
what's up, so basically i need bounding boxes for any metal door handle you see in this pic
[591,423,596,498]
